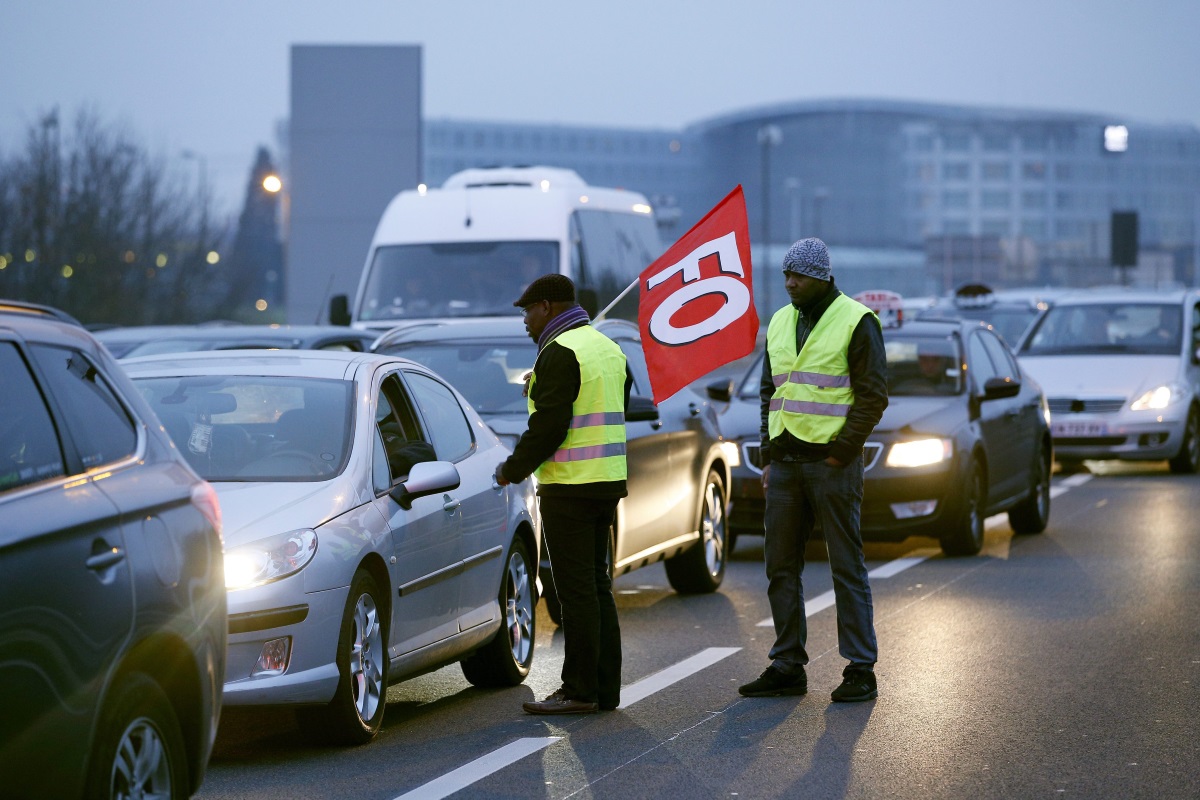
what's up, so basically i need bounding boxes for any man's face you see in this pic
[522,299,551,341]
[784,271,828,307]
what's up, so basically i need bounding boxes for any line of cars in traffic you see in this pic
[5,278,1197,796]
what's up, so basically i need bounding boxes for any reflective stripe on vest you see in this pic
[766,294,878,444]
[529,325,628,485]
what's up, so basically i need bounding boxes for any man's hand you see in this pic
[494,464,511,486]
[761,463,770,490]
[824,455,846,468]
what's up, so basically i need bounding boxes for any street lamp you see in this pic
[784,177,803,242]
[758,124,783,311]
[812,186,829,239]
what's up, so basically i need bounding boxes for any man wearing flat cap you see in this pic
[495,273,631,715]
[738,237,888,703]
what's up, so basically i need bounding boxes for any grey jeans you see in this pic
[763,455,877,673]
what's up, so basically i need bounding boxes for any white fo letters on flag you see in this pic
[645,231,751,346]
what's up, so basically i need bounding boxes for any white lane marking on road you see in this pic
[393,737,561,800]
[618,646,741,708]
[756,475,1091,626]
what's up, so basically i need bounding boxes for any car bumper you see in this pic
[222,582,347,706]
[1050,410,1188,461]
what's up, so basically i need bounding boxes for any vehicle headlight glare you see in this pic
[1130,384,1183,411]
[886,438,952,468]
[224,528,317,589]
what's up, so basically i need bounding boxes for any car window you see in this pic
[614,338,649,396]
[389,342,533,414]
[0,343,66,491]
[967,332,1000,388]
[403,371,474,462]
[134,375,352,481]
[738,352,764,399]
[1023,302,1181,356]
[884,335,963,396]
[29,344,136,470]
[376,374,435,487]
[979,330,1019,380]
[1191,301,1200,357]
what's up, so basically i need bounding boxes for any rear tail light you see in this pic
[191,481,222,539]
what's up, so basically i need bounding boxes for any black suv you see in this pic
[0,300,226,799]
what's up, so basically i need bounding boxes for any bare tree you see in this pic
[0,108,232,325]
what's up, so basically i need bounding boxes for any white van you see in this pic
[332,166,663,330]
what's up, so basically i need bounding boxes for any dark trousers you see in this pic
[540,495,622,705]
[763,455,877,672]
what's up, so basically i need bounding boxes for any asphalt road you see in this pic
[198,461,1199,799]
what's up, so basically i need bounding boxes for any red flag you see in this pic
[638,185,758,404]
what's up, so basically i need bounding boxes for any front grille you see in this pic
[1048,397,1126,415]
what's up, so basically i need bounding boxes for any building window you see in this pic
[981,218,1010,236]
[1020,132,1047,151]
[982,162,1011,180]
[1021,191,1047,209]
[942,162,971,180]
[1055,192,1074,210]
[1056,220,1087,238]
[982,133,1010,152]
[982,190,1011,210]
[913,135,934,152]
[943,219,971,235]
[1022,162,1046,180]
[942,190,970,210]
[942,133,971,152]
[1055,163,1073,180]
[1021,219,1047,238]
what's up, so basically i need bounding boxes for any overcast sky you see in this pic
[7,0,1199,216]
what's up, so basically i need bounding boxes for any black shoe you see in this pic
[831,669,877,702]
[522,688,599,715]
[598,694,620,711]
[738,665,807,697]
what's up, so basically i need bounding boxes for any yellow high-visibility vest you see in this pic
[766,294,878,443]
[529,326,628,484]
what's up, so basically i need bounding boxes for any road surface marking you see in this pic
[756,475,1091,626]
[393,647,740,798]
[393,737,561,800]
[618,646,741,708]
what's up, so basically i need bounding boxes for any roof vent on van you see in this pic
[442,166,588,191]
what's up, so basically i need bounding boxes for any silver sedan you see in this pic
[123,350,539,745]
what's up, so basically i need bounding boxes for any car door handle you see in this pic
[86,547,126,571]
[442,497,461,512]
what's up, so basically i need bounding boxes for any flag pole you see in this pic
[593,277,639,322]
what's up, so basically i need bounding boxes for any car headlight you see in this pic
[224,528,317,590]
[1130,383,1187,411]
[885,438,953,468]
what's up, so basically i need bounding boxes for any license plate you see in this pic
[1052,420,1108,437]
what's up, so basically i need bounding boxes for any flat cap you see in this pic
[513,273,576,307]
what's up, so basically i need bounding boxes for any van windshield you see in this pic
[359,241,559,321]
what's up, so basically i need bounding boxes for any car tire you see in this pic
[298,568,388,745]
[461,537,536,687]
[940,460,986,556]
[1009,444,1051,534]
[664,469,728,593]
[86,672,188,800]
[1167,405,1200,474]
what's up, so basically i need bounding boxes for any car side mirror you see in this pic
[705,378,735,403]
[389,460,460,510]
[981,376,1021,400]
[329,294,351,326]
[625,394,660,423]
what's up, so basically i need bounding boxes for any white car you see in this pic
[123,350,539,745]
[1015,288,1200,473]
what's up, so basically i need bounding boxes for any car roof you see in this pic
[96,323,376,345]
[119,348,418,380]
[1042,286,1200,306]
[0,300,104,351]
[370,316,640,350]
[888,318,983,337]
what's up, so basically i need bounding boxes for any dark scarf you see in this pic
[537,305,591,351]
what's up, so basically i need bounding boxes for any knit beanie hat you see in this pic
[782,238,831,281]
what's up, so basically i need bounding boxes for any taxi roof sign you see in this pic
[853,289,904,328]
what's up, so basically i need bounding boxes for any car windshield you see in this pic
[1021,302,1182,356]
[359,241,559,321]
[884,334,963,396]
[133,375,354,481]
[386,342,535,414]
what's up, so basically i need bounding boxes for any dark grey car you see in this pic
[0,300,226,799]
[94,323,379,359]
[371,317,738,620]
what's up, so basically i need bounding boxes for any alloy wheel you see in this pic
[350,592,385,725]
[505,550,534,666]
